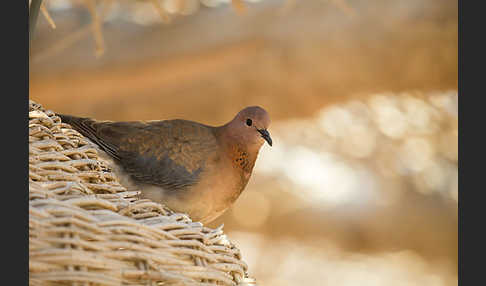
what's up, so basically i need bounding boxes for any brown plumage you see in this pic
[59,106,271,224]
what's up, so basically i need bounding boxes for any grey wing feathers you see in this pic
[58,114,218,191]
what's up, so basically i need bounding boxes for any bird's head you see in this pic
[227,106,272,148]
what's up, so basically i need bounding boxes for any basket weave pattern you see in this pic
[29,100,252,286]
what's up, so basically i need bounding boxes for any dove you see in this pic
[59,106,272,224]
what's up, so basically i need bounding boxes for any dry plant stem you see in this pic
[32,0,113,63]
[84,0,106,57]
[29,0,43,49]
[150,0,170,23]
[41,2,57,29]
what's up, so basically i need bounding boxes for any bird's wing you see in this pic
[59,114,219,191]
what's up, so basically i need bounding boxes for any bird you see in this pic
[58,106,272,224]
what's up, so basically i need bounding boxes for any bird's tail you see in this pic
[58,113,122,160]
[58,114,98,138]
[58,113,106,147]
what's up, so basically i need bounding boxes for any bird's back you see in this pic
[59,114,220,192]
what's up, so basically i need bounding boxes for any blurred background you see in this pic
[29,0,458,285]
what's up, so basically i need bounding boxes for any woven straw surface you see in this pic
[29,100,256,286]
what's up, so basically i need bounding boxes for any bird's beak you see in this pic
[257,129,272,146]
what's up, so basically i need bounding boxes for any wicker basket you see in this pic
[29,100,256,286]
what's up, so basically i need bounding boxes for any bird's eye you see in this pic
[246,119,252,126]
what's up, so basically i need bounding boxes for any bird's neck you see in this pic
[214,125,260,178]
[211,125,261,205]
